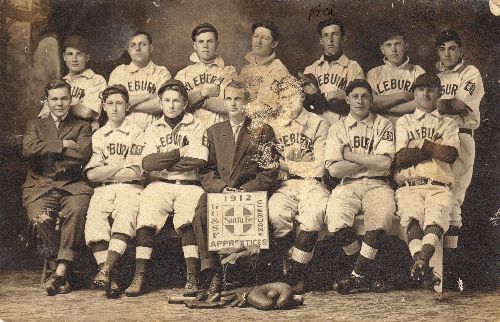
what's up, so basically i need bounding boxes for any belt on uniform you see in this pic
[156,178,201,186]
[342,176,387,184]
[459,128,473,135]
[101,180,142,186]
[400,179,449,188]
[287,175,321,182]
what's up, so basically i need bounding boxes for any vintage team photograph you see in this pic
[0,0,498,321]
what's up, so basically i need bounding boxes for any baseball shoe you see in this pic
[333,274,385,295]
[125,272,146,297]
[207,272,223,296]
[184,273,200,297]
[44,272,68,296]
[92,269,110,290]
[411,258,441,289]
[106,279,121,299]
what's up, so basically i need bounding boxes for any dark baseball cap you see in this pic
[191,23,218,41]
[412,73,441,91]
[63,34,89,53]
[158,79,188,100]
[345,79,373,96]
[252,21,279,41]
[435,30,462,48]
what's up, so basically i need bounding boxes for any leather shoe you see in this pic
[106,280,121,299]
[44,272,67,296]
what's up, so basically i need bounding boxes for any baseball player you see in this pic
[325,79,396,295]
[108,31,171,131]
[434,30,485,241]
[366,30,426,125]
[125,79,208,297]
[84,84,145,298]
[38,34,107,131]
[238,21,290,109]
[175,23,237,129]
[303,18,364,125]
[393,73,460,288]
[267,76,330,294]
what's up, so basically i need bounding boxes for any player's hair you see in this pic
[191,23,219,41]
[345,79,373,96]
[381,29,407,44]
[317,18,345,36]
[44,79,71,97]
[131,31,153,44]
[158,80,189,101]
[101,84,129,104]
[224,80,250,101]
[435,30,462,48]
[252,21,279,41]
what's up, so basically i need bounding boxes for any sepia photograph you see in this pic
[0,0,498,320]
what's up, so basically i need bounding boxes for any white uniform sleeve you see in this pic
[395,116,411,153]
[366,68,378,95]
[141,126,159,158]
[324,122,345,168]
[156,66,172,90]
[348,61,365,81]
[124,129,146,171]
[85,133,106,170]
[373,117,395,158]
[184,122,209,161]
[81,75,107,117]
[455,66,484,111]
[440,118,460,150]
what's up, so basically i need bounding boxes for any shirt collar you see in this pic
[383,56,410,69]
[229,118,245,128]
[436,59,464,73]
[101,118,134,135]
[414,108,441,120]
[244,51,276,66]
[126,60,155,74]
[280,108,309,126]
[318,54,349,67]
[51,113,68,122]
[154,112,194,128]
[189,52,225,67]
[63,68,95,80]
[345,112,375,128]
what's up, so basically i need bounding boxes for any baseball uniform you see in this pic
[108,61,171,131]
[175,53,237,129]
[436,60,484,226]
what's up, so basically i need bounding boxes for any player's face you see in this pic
[103,93,128,123]
[252,27,277,58]
[414,86,439,111]
[346,87,372,120]
[319,24,344,56]
[437,40,462,70]
[160,89,187,119]
[280,87,303,120]
[47,87,72,118]
[193,32,218,63]
[224,87,247,118]
[63,47,89,75]
[127,34,152,66]
[380,36,408,66]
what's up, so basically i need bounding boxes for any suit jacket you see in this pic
[201,117,278,193]
[22,114,93,206]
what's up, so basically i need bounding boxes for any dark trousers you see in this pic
[192,193,217,272]
[26,188,90,262]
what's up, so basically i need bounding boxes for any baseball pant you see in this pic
[137,181,204,232]
[26,188,90,262]
[85,183,142,245]
[268,179,329,238]
[191,193,216,272]
[396,184,454,233]
[326,179,396,233]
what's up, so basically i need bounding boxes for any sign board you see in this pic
[207,192,269,251]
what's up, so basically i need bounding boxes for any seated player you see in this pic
[191,81,279,297]
[23,79,92,296]
[393,73,460,288]
[125,79,208,297]
[266,76,330,294]
[324,79,396,294]
[84,85,145,298]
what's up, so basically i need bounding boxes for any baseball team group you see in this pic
[23,16,484,307]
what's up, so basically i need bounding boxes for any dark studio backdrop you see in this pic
[0,0,498,289]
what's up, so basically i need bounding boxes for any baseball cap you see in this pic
[412,73,441,91]
[345,79,373,96]
[158,79,188,100]
[63,34,89,53]
[252,21,279,41]
[191,23,218,41]
[435,30,462,48]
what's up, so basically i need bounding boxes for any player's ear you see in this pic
[272,40,278,51]
[149,43,154,54]
[341,35,347,43]
[192,41,197,52]
[345,94,351,105]
[379,44,385,55]
[84,53,90,63]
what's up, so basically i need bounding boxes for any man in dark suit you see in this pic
[23,79,93,295]
[192,80,279,296]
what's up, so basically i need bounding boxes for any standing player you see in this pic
[267,77,330,294]
[125,80,208,297]
[434,30,485,237]
[38,35,107,131]
[393,73,459,288]
[366,30,425,124]
[109,31,171,131]
[303,18,364,125]
[175,23,237,129]
[325,79,396,294]
[84,85,145,298]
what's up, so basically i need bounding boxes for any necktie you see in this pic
[234,125,241,143]
[55,117,63,129]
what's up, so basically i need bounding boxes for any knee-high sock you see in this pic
[337,227,360,256]
[407,219,424,260]
[103,233,129,271]
[134,227,155,274]
[290,230,318,265]
[353,230,383,277]
[90,240,109,268]
[181,225,199,275]
[420,225,443,264]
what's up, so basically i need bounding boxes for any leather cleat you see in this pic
[184,273,200,297]
[207,272,223,298]
[334,274,372,295]
[92,269,110,290]
[44,273,67,296]
[411,258,440,289]
[125,272,146,297]
[106,280,121,299]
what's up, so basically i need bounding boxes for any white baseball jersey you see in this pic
[109,61,171,130]
[436,60,484,130]
[175,53,237,129]
[394,108,460,186]
[85,118,145,181]
[269,109,329,179]
[367,58,425,96]
[142,113,208,181]
[38,69,107,120]
[325,112,395,178]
